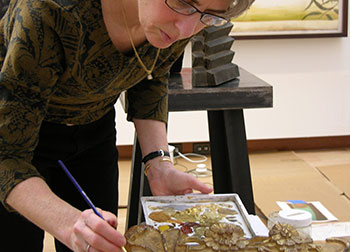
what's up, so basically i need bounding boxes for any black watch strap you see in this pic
[142,149,170,164]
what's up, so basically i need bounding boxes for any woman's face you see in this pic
[137,0,232,48]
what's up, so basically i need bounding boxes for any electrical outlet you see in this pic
[193,142,211,154]
[170,143,182,154]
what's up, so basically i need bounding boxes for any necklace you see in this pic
[121,2,160,80]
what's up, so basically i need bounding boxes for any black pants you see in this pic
[0,108,119,252]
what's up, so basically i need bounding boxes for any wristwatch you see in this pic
[142,149,170,164]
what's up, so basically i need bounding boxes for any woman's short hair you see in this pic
[225,0,255,19]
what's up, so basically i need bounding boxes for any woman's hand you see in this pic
[146,158,213,196]
[133,118,212,196]
[69,209,126,252]
[6,177,126,252]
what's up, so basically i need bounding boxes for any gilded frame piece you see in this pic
[230,0,348,39]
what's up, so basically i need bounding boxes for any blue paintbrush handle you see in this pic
[58,161,128,251]
[58,160,104,220]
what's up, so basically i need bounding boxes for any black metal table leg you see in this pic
[207,109,255,214]
[125,134,143,230]
[125,133,152,231]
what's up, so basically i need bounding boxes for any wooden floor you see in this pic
[43,148,350,251]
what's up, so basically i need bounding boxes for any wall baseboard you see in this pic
[246,135,350,152]
[117,135,350,159]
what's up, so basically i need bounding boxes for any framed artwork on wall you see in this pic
[230,0,348,39]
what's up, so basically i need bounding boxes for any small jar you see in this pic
[268,209,312,238]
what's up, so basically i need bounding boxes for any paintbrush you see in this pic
[58,160,128,252]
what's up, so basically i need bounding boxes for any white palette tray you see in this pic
[141,193,258,238]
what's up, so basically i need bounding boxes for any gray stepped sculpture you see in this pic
[192,22,239,87]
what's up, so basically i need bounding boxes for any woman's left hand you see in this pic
[145,158,213,196]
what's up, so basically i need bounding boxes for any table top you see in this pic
[168,67,273,112]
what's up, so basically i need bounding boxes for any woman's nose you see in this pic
[174,14,203,38]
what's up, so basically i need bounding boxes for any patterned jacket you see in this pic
[0,0,189,208]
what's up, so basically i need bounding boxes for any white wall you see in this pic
[116,16,350,145]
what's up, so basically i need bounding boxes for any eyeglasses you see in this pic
[165,0,229,27]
